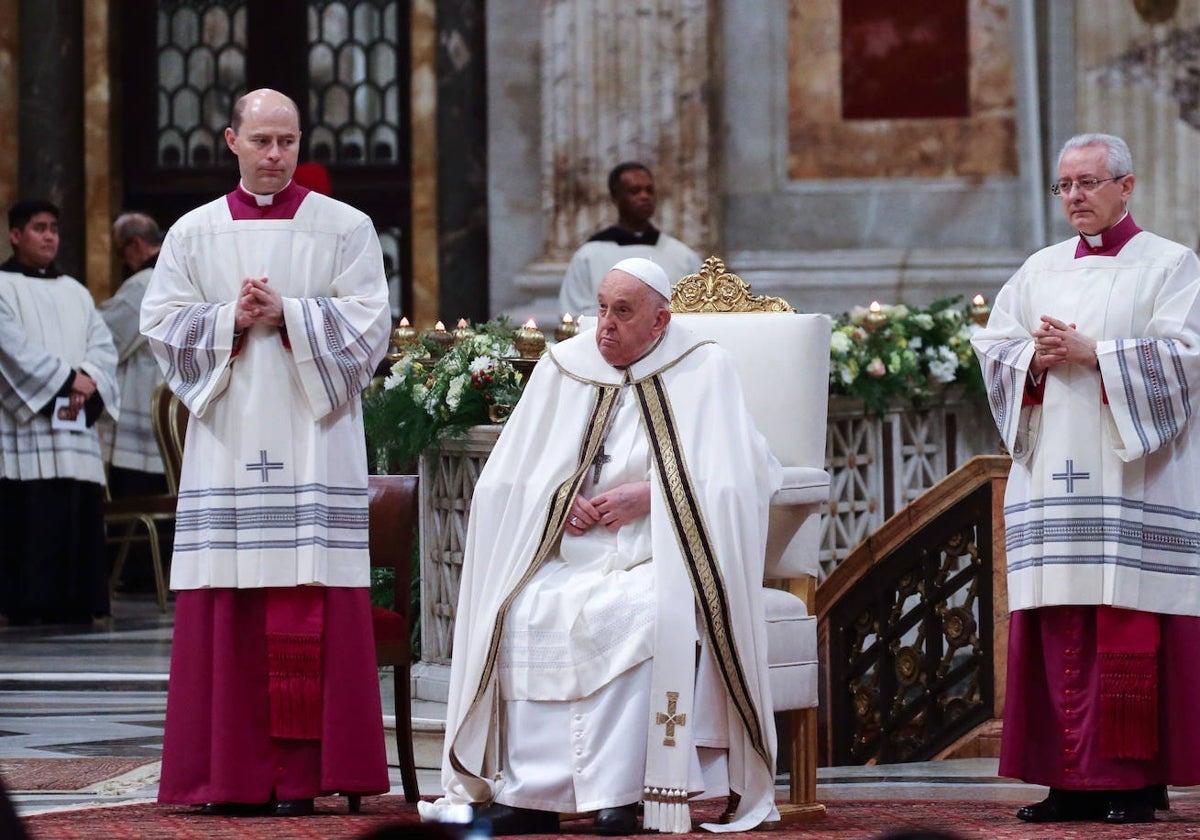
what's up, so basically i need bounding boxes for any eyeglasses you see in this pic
[1049,176,1125,196]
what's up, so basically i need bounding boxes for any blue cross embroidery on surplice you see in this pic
[1051,459,1090,493]
[246,449,285,482]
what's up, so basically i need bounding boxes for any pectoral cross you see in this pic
[591,443,611,483]
[655,691,687,747]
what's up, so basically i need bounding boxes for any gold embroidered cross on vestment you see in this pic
[655,691,687,747]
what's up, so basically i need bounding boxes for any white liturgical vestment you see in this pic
[0,267,119,484]
[435,321,782,833]
[558,235,700,317]
[972,217,1200,617]
[99,266,164,473]
[141,181,391,591]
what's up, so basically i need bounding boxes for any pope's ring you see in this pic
[570,516,579,526]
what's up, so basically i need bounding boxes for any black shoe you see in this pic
[473,802,559,835]
[1104,802,1156,824]
[1102,788,1156,824]
[1151,783,1170,810]
[593,803,639,835]
[196,802,271,816]
[1016,789,1100,823]
[270,798,315,817]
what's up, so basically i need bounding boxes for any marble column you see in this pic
[0,0,17,217]
[541,0,715,260]
[18,0,85,281]
[436,0,489,323]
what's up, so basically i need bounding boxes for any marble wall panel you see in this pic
[1078,0,1200,249]
[787,0,1017,179]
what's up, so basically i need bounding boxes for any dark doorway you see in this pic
[119,0,413,318]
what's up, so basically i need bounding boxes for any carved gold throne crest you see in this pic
[670,256,795,314]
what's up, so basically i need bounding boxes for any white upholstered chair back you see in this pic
[669,257,829,822]
[671,310,831,580]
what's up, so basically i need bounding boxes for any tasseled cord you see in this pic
[643,786,691,833]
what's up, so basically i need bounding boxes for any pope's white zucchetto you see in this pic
[610,257,672,301]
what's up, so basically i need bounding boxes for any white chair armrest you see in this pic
[773,467,830,508]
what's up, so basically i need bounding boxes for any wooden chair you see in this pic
[366,473,421,803]
[104,383,189,613]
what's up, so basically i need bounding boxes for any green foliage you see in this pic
[363,318,527,468]
[828,296,986,416]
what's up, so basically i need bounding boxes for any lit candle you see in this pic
[425,320,455,356]
[554,312,579,342]
[387,316,419,361]
[453,317,477,345]
[863,300,887,333]
[514,318,547,359]
[968,294,991,326]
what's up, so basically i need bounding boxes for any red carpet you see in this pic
[21,797,1200,839]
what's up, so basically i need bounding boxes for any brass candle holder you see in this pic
[425,321,455,357]
[863,301,887,333]
[968,294,991,327]
[554,313,579,343]
[387,317,419,362]
[513,319,547,359]
[452,317,477,345]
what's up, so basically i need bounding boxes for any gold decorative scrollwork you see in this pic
[670,256,796,314]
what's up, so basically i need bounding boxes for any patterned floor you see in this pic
[4,592,1197,831]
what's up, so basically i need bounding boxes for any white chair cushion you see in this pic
[763,588,818,711]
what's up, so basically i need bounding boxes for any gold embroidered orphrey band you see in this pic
[450,383,624,779]
[634,373,770,767]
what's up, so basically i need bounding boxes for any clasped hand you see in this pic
[235,277,284,332]
[1030,315,1098,375]
[59,371,97,420]
[565,481,652,535]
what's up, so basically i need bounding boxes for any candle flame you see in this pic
[399,317,410,327]
[524,318,537,329]
[562,313,574,324]
[972,294,986,306]
[457,318,468,328]
[435,321,446,331]
[869,301,881,313]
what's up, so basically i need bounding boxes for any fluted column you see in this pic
[541,0,715,259]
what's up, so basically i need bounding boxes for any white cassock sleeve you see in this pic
[140,228,241,419]
[971,270,1039,464]
[0,294,74,423]
[279,216,391,420]
[1098,248,1200,462]
[0,283,119,425]
[80,308,121,423]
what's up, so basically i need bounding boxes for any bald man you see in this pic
[426,258,783,835]
[143,89,392,817]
